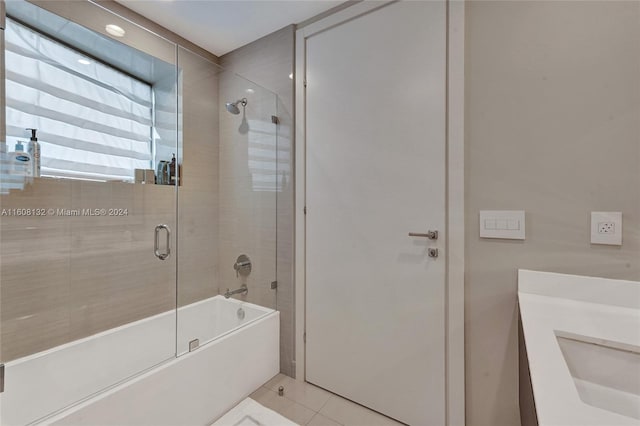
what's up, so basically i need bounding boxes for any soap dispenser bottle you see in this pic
[26,128,40,177]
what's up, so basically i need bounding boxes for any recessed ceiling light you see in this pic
[105,24,125,38]
[78,59,91,65]
[289,73,293,80]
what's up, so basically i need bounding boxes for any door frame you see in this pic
[294,1,465,425]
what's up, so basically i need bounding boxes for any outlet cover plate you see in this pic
[591,212,622,246]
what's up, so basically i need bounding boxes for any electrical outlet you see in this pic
[598,222,615,234]
[591,212,622,245]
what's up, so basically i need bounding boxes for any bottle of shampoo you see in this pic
[26,128,40,177]
[156,160,169,184]
[0,141,7,174]
[0,141,6,180]
[169,153,176,185]
[9,141,32,178]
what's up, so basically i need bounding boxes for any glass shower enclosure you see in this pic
[0,1,281,424]
[0,2,179,423]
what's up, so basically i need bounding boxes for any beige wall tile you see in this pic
[176,48,221,318]
[217,70,278,313]
[0,179,177,361]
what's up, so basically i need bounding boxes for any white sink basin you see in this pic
[556,331,640,421]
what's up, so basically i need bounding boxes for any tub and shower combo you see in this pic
[1,297,279,425]
[0,0,286,424]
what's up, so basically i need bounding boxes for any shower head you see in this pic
[225,98,247,115]
[225,102,240,115]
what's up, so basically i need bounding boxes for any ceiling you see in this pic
[114,0,343,57]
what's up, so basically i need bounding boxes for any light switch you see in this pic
[591,212,622,246]
[480,210,525,240]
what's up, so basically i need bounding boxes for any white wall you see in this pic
[465,1,640,425]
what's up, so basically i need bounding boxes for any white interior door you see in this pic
[304,2,446,425]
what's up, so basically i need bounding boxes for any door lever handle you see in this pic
[408,230,438,240]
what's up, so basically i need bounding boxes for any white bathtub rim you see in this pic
[178,296,275,354]
[182,294,273,315]
[6,295,274,368]
[33,311,280,426]
[6,311,175,369]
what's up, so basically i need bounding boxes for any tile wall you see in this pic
[217,71,278,311]
[177,46,221,307]
[0,179,177,361]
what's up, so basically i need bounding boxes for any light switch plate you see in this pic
[479,210,525,240]
[591,212,622,246]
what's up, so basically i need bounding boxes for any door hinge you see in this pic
[303,332,307,343]
[304,206,307,215]
[271,115,280,125]
[0,364,4,393]
[303,79,307,88]
[271,280,278,290]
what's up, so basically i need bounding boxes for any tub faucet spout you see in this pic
[224,284,248,299]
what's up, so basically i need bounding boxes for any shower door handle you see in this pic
[154,224,171,260]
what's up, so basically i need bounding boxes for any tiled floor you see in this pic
[212,398,297,426]
[250,374,405,426]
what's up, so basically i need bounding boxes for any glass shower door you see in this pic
[175,63,279,354]
[0,1,179,424]
[217,73,278,311]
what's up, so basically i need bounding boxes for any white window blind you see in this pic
[5,18,153,182]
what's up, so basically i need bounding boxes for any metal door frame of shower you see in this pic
[0,0,6,140]
[293,1,466,425]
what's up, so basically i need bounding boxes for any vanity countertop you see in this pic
[518,270,640,426]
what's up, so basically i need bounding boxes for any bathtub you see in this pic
[0,295,279,425]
